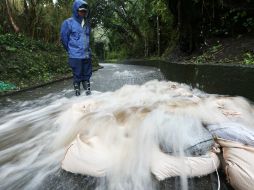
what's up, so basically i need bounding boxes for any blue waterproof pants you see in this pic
[68,58,92,84]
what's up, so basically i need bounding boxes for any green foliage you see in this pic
[1,0,174,58]
[243,52,254,65]
[191,43,223,64]
[151,0,172,23]
[168,0,254,54]
[5,46,17,52]
[0,81,16,91]
[106,49,127,60]
[210,44,223,54]
[0,33,70,90]
[219,9,254,35]
[0,25,3,34]
[189,42,254,65]
[95,0,174,58]
[1,0,253,65]
[243,18,254,32]
[0,33,59,52]
[0,33,101,91]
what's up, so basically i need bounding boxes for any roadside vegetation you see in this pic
[188,38,254,65]
[0,33,69,90]
[0,33,99,92]
[0,0,253,92]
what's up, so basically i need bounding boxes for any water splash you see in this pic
[0,80,253,190]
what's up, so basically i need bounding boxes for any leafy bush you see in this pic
[0,33,61,52]
[106,49,127,60]
[0,81,16,91]
[0,33,70,90]
[191,43,223,64]
[0,33,100,91]
[243,52,254,65]
[0,26,3,34]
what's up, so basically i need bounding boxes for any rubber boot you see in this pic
[82,81,91,96]
[74,82,80,96]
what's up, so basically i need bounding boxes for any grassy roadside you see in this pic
[165,35,254,66]
[106,35,254,66]
[0,33,100,94]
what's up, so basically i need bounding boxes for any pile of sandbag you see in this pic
[59,81,254,190]
[62,134,220,180]
[216,138,254,190]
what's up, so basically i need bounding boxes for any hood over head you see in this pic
[72,0,88,21]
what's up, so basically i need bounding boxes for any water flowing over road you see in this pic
[0,64,164,114]
[1,63,252,190]
[0,64,164,190]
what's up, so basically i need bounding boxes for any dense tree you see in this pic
[0,0,253,57]
[166,0,254,53]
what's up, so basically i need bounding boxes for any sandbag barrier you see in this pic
[55,81,254,190]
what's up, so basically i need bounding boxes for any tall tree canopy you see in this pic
[0,0,253,57]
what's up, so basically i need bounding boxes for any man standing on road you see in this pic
[60,0,92,96]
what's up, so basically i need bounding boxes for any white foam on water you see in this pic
[1,80,254,190]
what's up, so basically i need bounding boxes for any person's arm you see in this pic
[60,20,70,52]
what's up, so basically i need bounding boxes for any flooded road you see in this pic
[0,64,164,115]
[1,63,247,190]
[0,64,165,190]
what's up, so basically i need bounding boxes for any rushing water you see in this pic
[0,64,164,190]
[120,60,254,101]
[0,63,253,190]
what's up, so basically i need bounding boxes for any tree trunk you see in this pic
[5,0,20,33]
[114,5,144,41]
[23,0,29,15]
[144,0,149,57]
[156,15,161,56]
[144,34,148,57]
[177,0,181,30]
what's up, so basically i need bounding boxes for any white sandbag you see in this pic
[61,134,109,177]
[151,149,220,181]
[207,122,254,147]
[216,139,254,190]
[62,134,220,181]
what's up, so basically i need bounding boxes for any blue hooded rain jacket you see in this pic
[60,0,91,59]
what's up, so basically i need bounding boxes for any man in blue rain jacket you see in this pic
[60,0,92,96]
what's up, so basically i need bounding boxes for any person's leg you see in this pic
[81,59,92,95]
[80,59,85,82]
[69,58,82,96]
[82,80,91,95]
[84,58,92,81]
